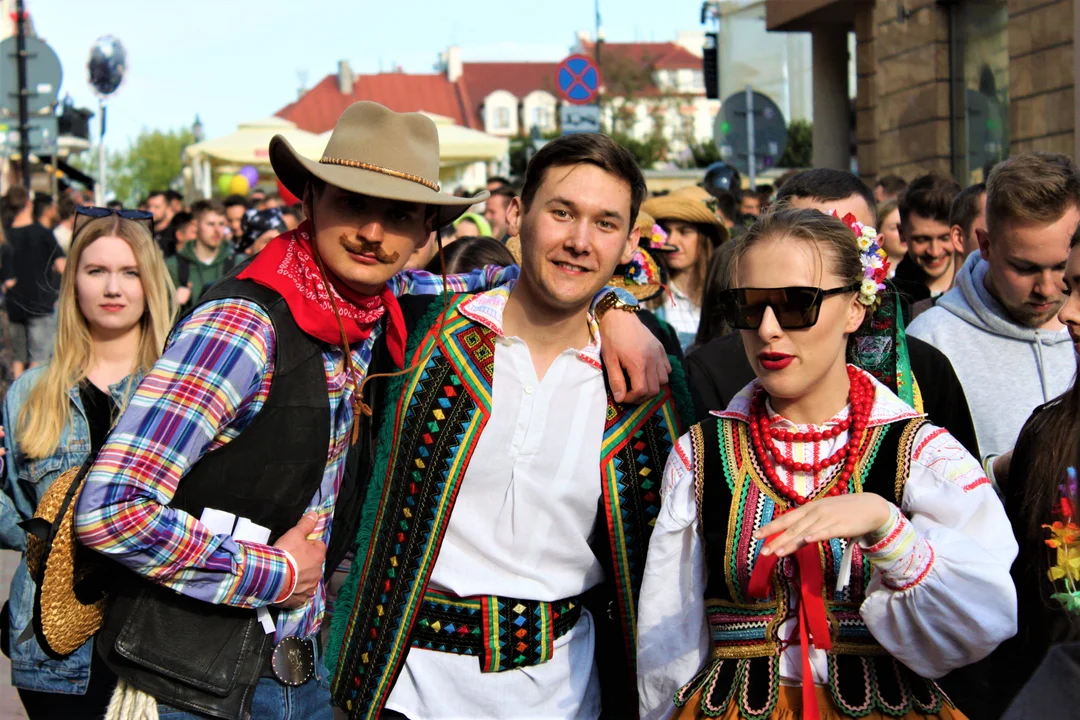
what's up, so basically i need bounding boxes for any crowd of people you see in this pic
[0,99,1073,720]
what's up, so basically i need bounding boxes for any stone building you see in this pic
[766,0,1076,185]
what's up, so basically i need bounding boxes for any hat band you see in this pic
[320,156,441,193]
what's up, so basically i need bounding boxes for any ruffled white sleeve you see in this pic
[637,434,711,720]
[859,424,1019,679]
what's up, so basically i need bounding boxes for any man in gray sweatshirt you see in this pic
[908,152,1079,462]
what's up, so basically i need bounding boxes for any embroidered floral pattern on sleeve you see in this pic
[861,503,935,591]
[911,423,991,493]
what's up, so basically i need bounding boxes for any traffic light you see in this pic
[703,32,719,100]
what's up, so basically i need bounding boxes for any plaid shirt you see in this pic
[74,266,522,640]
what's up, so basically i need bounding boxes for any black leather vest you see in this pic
[94,272,432,720]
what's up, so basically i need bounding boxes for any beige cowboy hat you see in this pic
[642,193,725,229]
[270,101,486,227]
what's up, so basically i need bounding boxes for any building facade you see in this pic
[766,0,1078,185]
[276,33,722,167]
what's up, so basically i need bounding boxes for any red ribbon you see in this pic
[748,534,832,720]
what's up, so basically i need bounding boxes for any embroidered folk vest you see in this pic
[328,295,689,719]
[675,415,953,719]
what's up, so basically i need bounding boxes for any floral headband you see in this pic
[1045,468,1080,613]
[832,211,890,310]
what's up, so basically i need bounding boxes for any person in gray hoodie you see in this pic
[908,152,1079,463]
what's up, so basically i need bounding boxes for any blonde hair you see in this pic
[17,215,176,459]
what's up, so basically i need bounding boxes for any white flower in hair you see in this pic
[859,279,879,306]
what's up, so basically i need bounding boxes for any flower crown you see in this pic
[1044,468,1080,613]
[832,211,890,310]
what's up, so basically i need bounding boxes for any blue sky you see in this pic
[28,0,707,149]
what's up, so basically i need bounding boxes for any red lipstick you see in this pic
[758,352,794,371]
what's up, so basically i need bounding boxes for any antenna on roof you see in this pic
[297,70,309,99]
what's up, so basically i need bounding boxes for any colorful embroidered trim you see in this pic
[409,591,581,672]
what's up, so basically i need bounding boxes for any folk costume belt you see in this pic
[409,590,582,673]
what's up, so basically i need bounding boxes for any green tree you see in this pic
[778,119,813,168]
[70,126,194,206]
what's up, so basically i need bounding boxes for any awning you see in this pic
[183,117,326,166]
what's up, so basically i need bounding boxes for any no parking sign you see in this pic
[555,54,602,105]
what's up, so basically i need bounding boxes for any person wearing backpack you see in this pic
[164,200,236,314]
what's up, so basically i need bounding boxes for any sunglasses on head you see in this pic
[718,284,861,330]
[73,206,155,236]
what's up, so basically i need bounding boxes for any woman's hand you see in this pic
[753,493,892,558]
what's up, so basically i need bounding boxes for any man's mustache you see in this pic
[339,233,400,264]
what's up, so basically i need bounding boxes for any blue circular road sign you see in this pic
[556,54,602,105]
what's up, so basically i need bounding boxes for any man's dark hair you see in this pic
[147,190,167,202]
[223,194,250,211]
[190,199,226,221]
[489,185,517,201]
[164,189,184,204]
[281,204,302,220]
[775,169,878,225]
[899,173,961,229]
[106,199,124,211]
[949,182,986,237]
[32,194,54,222]
[487,175,511,188]
[876,174,907,197]
[170,211,195,229]
[520,133,647,228]
[712,190,737,223]
[57,195,77,221]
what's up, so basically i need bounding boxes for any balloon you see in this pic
[239,165,259,186]
[229,174,251,196]
[276,177,300,205]
[217,173,235,196]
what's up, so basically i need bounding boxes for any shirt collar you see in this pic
[712,366,924,428]
[459,280,603,369]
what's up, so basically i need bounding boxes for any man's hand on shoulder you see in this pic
[599,310,671,403]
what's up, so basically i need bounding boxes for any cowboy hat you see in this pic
[270,101,485,227]
[642,193,724,228]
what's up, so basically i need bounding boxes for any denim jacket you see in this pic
[0,366,140,694]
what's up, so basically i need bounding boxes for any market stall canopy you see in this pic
[183,117,325,166]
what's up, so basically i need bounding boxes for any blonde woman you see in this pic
[642,193,729,351]
[0,208,175,719]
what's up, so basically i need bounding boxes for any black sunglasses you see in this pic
[73,206,155,236]
[718,284,861,330]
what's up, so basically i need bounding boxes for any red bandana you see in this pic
[238,221,406,368]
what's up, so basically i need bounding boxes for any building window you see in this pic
[494,106,511,130]
[691,70,705,91]
[531,106,551,130]
[949,0,1008,184]
[677,69,693,91]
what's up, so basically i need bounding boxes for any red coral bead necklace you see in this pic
[748,365,874,506]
